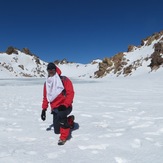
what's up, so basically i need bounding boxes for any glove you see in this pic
[58,105,67,111]
[41,110,46,121]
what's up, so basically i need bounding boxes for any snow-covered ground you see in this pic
[0,75,163,163]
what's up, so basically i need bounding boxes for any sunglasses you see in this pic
[47,68,55,71]
[47,69,56,73]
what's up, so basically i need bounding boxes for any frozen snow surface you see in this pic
[0,73,163,163]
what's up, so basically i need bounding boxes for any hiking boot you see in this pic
[68,115,75,129]
[58,139,66,145]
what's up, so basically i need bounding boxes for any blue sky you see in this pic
[0,0,163,63]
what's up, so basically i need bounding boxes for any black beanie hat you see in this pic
[47,62,56,70]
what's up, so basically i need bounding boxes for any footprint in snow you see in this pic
[47,150,66,159]
[14,137,37,142]
[102,114,114,119]
[145,137,163,147]
[4,128,22,132]
[132,121,154,129]
[78,144,109,151]
[144,128,163,136]
[115,157,128,163]
[25,151,37,155]
[131,139,141,148]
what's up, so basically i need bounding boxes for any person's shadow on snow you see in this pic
[68,122,80,140]
[46,122,80,140]
[46,124,54,131]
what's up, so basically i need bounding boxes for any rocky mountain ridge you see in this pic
[94,30,163,77]
[0,47,47,77]
[0,30,163,78]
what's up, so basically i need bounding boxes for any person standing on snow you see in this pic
[41,62,75,145]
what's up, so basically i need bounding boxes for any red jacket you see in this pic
[42,67,74,111]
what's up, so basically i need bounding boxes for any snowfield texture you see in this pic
[0,75,163,163]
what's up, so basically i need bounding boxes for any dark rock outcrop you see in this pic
[148,42,163,70]
[6,46,18,55]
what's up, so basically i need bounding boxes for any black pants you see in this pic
[52,107,72,134]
